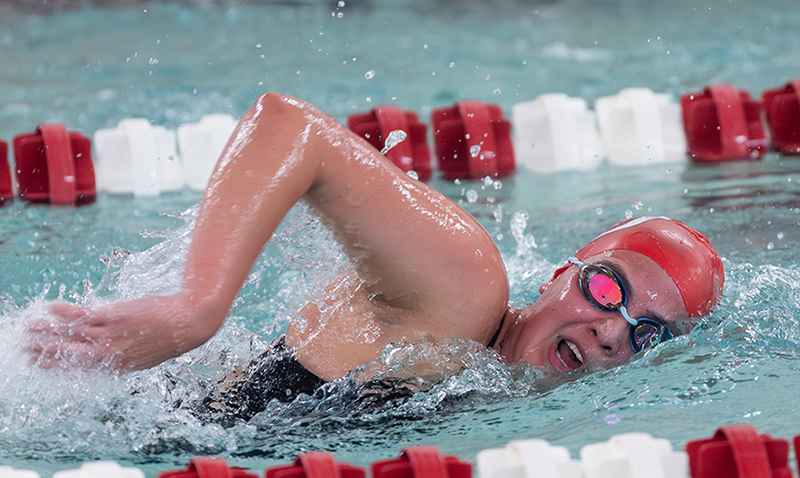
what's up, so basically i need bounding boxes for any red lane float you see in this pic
[0,139,11,201]
[265,452,365,478]
[432,100,515,180]
[158,457,258,478]
[686,424,793,478]
[12,123,96,204]
[680,85,767,162]
[371,446,472,478]
[762,80,800,155]
[348,106,432,181]
[795,435,800,474]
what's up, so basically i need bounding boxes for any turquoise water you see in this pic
[2,0,800,476]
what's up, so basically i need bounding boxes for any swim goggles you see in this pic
[568,257,673,353]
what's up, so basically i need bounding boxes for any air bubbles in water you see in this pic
[493,204,503,222]
[470,145,481,158]
[466,189,478,203]
[364,70,375,80]
[380,130,407,155]
[510,210,537,254]
[625,209,633,219]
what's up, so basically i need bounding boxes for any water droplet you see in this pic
[493,88,501,95]
[767,242,775,251]
[777,232,785,240]
[666,168,672,174]
[338,0,345,6]
[596,207,604,215]
[470,145,481,157]
[364,69,375,79]
[380,130,407,155]
[406,170,419,180]
[493,204,503,221]
[466,189,478,203]
[632,201,643,210]
[625,209,633,219]
[449,62,455,68]
[454,179,461,185]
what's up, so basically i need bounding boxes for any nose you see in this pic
[589,314,630,356]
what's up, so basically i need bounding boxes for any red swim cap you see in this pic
[554,217,724,318]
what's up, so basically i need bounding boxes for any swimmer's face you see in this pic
[502,250,691,375]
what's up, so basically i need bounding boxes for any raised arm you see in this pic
[27,93,509,372]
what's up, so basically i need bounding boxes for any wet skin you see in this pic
[26,92,689,383]
[494,249,690,375]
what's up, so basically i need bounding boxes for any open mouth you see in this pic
[556,339,584,371]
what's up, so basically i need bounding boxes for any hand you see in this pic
[24,293,214,371]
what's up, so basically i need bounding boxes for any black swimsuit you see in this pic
[201,336,325,424]
[487,314,505,349]
[201,316,505,424]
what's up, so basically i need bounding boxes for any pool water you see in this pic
[2,0,800,476]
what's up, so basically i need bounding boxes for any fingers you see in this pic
[23,306,112,370]
[48,303,95,322]
[25,316,105,340]
[27,340,118,370]
[25,303,107,337]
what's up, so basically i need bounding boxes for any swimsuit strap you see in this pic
[486,314,505,349]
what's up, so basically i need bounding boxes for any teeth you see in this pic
[566,340,584,364]
[555,347,569,369]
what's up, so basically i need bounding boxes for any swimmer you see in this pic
[25,93,724,396]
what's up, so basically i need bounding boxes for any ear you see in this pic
[539,281,550,294]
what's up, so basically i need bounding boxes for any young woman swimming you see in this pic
[25,93,724,403]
